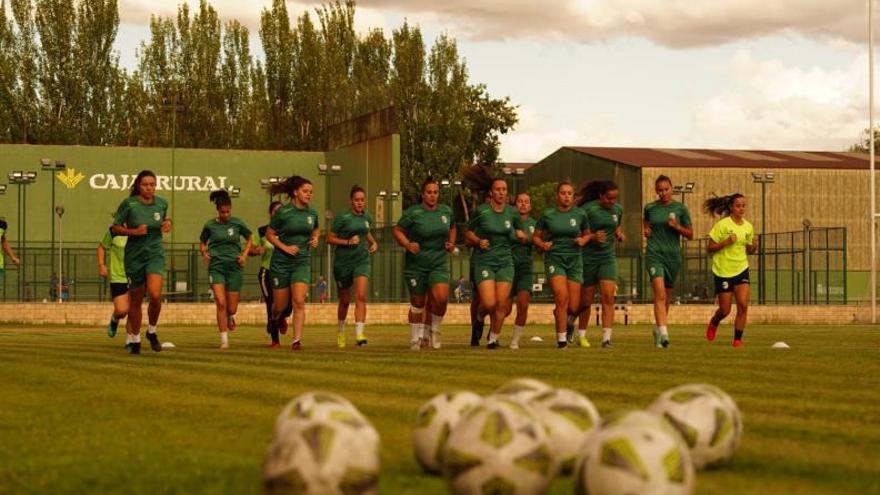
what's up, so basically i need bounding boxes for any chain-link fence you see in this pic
[0,227,847,305]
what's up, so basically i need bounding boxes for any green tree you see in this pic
[259,0,293,149]
[849,127,880,154]
[353,28,391,115]
[524,182,558,219]
[390,21,428,203]
[290,10,321,149]
[0,0,40,143]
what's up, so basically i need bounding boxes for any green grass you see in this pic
[0,323,878,495]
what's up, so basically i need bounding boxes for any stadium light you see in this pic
[0,184,6,195]
[7,170,37,299]
[41,158,67,278]
[440,179,451,187]
[229,187,241,198]
[752,171,776,304]
[672,182,695,206]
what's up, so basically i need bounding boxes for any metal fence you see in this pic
[0,227,846,305]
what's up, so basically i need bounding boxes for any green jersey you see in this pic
[200,216,252,264]
[535,207,589,258]
[467,203,521,264]
[511,216,537,267]
[100,228,128,284]
[0,219,6,270]
[269,204,320,268]
[709,216,754,277]
[582,200,623,260]
[114,195,169,262]
[397,203,454,269]
[644,200,691,258]
[331,210,374,267]
[257,225,273,270]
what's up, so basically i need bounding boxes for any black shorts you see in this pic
[110,282,130,299]
[714,268,750,295]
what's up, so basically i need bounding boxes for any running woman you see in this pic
[199,190,253,350]
[704,193,758,348]
[97,226,132,345]
[394,178,457,350]
[0,218,21,293]
[328,185,379,348]
[111,170,171,355]
[463,173,523,350]
[266,176,319,350]
[576,180,625,348]
[507,192,537,350]
[643,175,693,348]
[533,182,592,348]
[252,202,292,337]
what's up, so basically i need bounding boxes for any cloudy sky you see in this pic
[114,0,876,162]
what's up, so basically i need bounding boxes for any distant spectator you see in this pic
[454,277,467,303]
[316,276,328,304]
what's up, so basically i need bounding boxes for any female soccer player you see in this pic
[704,193,758,347]
[328,185,379,348]
[0,218,21,293]
[394,178,457,350]
[533,182,591,348]
[97,226,132,345]
[643,175,693,348]
[463,173,523,349]
[266,176,320,350]
[252,202,292,337]
[507,192,537,349]
[576,180,625,348]
[111,170,171,355]
[199,190,253,349]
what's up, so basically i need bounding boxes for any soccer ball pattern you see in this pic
[527,388,601,474]
[492,378,554,403]
[575,422,696,495]
[648,384,742,469]
[443,397,559,495]
[412,391,483,474]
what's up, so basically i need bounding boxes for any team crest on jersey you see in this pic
[153,212,161,221]
[612,214,618,223]
[548,265,555,273]
[365,221,370,229]
[227,228,234,237]
[650,267,656,275]
[274,277,280,286]
[307,216,314,225]
[504,220,511,229]
[569,219,576,227]
[722,281,729,289]
[409,278,417,287]
[528,226,535,234]
[441,215,448,224]
[481,270,489,278]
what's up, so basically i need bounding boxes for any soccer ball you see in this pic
[264,418,380,495]
[697,383,743,447]
[443,397,559,495]
[574,422,695,495]
[492,378,554,403]
[648,384,742,469]
[528,388,601,474]
[412,391,483,474]
[274,391,380,449]
[600,409,678,433]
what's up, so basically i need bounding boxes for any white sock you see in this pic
[410,323,421,342]
[337,319,345,334]
[220,331,229,345]
[431,314,443,334]
[578,329,586,338]
[419,323,427,339]
[125,333,133,344]
[488,333,499,343]
[602,328,612,342]
[557,333,567,343]
[659,325,669,337]
[355,322,365,338]
[132,333,141,343]
[147,325,157,334]
[511,325,524,345]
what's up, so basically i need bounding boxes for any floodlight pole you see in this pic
[870,0,877,322]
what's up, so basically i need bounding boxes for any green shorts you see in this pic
[512,264,533,295]
[473,259,514,286]
[209,262,244,292]
[646,255,680,289]
[126,255,165,288]
[583,257,618,287]
[544,253,583,283]
[334,261,370,289]
[404,263,449,296]
[270,262,311,289]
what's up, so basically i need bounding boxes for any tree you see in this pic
[259,0,293,149]
[849,127,880,154]
[353,28,391,115]
[524,182,558,219]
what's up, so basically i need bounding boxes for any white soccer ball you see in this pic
[443,397,559,495]
[412,391,483,474]
[264,418,380,495]
[528,388,601,474]
[648,384,742,469]
[274,392,379,448]
[575,422,696,495]
[492,378,554,403]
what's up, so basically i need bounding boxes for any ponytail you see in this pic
[576,180,618,207]
[703,193,744,217]
[269,175,312,198]
[210,190,232,209]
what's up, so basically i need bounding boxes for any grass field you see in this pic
[1,323,878,495]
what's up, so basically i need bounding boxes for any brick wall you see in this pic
[0,302,872,326]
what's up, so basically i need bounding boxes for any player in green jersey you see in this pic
[251,202,292,337]
[97,225,132,345]
[328,185,379,348]
[704,193,758,348]
[533,182,594,348]
[0,218,21,293]
[573,180,625,348]
[506,192,537,350]
[199,190,253,350]
[111,170,172,355]
[265,176,320,350]
[643,175,693,348]
[394,178,457,350]
[462,170,524,350]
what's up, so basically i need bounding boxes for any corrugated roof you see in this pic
[564,147,870,170]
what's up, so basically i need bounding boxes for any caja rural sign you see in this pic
[55,167,236,192]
